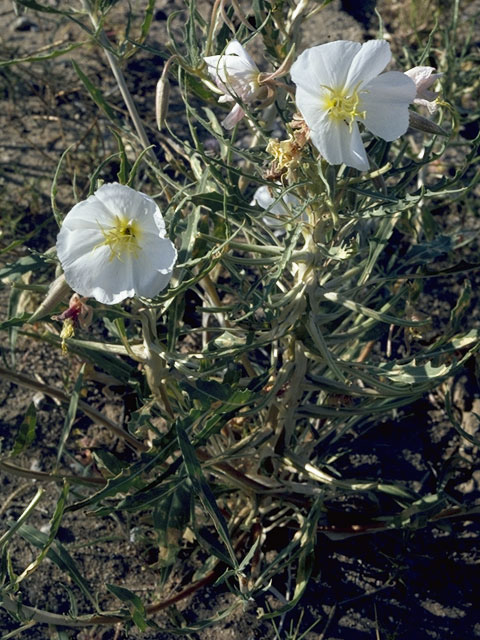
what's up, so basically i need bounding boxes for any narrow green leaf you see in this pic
[15,0,92,32]
[110,129,130,184]
[88,152,122,195]
[0,312,32,331]
[51,144,76,228]
[261,499,324,619]
[126,146,156,186]
[185,0,200,66]
[106,583,145,613]
[15,484,69,585]
[139,0,155,43]
[7,283,22,367]
[0,620,38,638]
[56,365,84,466]
[92,450,129,477]
[191,192,262,217]
[449,279,472,333]
[176,423,238,569]
[358,212,401,285]
[153,482,192,566]
[61,583,78,618]
[0,41,86,68]
[72,60,118,123]
[18,524,97,609]
[0,254,50,283]
[106,583,146,630]
[322,291,429,327]
[0,489,43,549]
[66,452,163,512]
[181,378,252,410]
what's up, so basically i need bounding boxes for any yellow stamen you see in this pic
[323,86,366,129]
[60,318,75,354]
[96,215,142,261]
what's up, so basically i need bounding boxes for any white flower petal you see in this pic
[204,40,261,128]
[218,94,234,104]
[405,66,442,95]
[58,197,115,230]
[345,39,391,89]
[405,66,442,112]
[291,41,361,92]
[253,185,280,213]
[204,54,221,73]
[56,225,104,268]
[252,186,303,233]
[58,243,136,305]
[291,39,414,171]
[225,40,257,69]
[294,86,330,130]
[205,43,258,94]
[253,185,291,215]
[94,183,159,221]
[131,236,177,298]
[222,103,246,130]
[216,55,257,81]
[362,71,416,140]
[311,118,369,171]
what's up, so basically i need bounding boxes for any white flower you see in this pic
[204,40,261,129]
[405,66,442,114]
[252,185,302,231]
[56,183,177,305]
[290,40,417,171]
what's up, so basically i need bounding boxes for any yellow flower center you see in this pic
[97,215,142,261]
[323,86,366,128]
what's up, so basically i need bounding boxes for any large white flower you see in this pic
[204,40,261,129]
[56,183,177,305]
[290,40,417,171]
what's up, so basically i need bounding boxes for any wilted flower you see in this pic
[56,183,177,305]
[53,293,93,328]
[405,66,442,114]
[52,293,93,353]
[265,128,308,182]
[290,40,417,171]
[204,40,263,129]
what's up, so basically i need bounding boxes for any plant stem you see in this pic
[0,460,105,487]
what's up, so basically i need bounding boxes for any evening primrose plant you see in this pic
[1,0,479,635]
